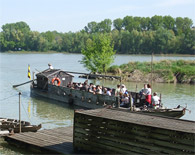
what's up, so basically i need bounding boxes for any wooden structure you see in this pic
[5,126,73,154]
[36,69,74,90]
[73,109,195,154]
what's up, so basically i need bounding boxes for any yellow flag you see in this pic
[28,65,31,80]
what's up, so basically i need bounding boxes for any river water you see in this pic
[0,53,194,154]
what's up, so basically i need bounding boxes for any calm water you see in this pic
[0,53,194,154]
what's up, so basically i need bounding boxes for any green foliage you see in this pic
[80,34,116,73]
[0,15,194,54]
[108,60,195,83]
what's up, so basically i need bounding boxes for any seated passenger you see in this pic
[152,92,160,108]
[120,93,129,108]
[103,88,107,95]
[96,85,102,94]
[106,88,112,96]
[88,83,94,93]
[80,82,89,91]
[92,85,96,94]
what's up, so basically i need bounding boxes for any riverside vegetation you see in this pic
[0,15,194,54]
[107,60,195,84]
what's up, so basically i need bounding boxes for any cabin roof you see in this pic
[36,69,74,78]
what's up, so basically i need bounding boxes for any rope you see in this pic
[0,94,17,101]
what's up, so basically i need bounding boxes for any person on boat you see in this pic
[106,88,112,96]
[48,63,53,69]
[80,81,89,91]
[115,84,121,96]
[88,83,94,93]
[103,88,107,95]
[121,84,127,94]
[120,92,129,108]
[139,84,149,106]
[96,85,102,94]
[67,82,73,88]
[92,85,96,94]
[145,84,152,107]
[152,92,160,108]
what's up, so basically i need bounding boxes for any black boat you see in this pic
[0,118,42,134]
[30,68,186,118]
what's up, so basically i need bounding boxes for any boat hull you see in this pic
[31,84,118,109]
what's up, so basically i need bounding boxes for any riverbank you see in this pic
[107,60,195,84]
[1,51,195,57]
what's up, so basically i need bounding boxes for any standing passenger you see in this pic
[146,84,152,107]
[121,84,127,94]
[115,84,121,96]
[139,84,149,106]
[48,63,53,69]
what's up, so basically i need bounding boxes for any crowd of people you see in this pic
[66,80,160,109]
[67,80,113,96]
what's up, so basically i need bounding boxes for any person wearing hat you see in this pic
[152,92,160,108]
[121,84,127,94]
[48,63,53,69]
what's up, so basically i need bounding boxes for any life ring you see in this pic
[52,77,61,86]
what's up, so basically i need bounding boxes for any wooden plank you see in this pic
[74,126,191,154]
[74,113,194,140]
[75,109,195,133]
[5,127,74,154]
[74,109,195,154]
[74,116,194,145]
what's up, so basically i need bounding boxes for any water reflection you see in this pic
[30,97,75,129]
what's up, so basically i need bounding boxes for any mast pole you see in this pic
[19,92,22,133]
[151,52,154,90]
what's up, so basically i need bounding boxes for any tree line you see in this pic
[0,15,194,54]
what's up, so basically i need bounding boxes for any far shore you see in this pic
[1,51,195,57]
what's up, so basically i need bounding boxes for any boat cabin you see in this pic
[36,69,74,90]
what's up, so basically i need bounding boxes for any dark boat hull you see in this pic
[139,109,185,118]
[30,83,185,118]
[0,118,42,133]
[31,84,117,109]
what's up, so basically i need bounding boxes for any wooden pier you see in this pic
[4,109,195,154]
[5,126,74,154]
[74,109,195,154]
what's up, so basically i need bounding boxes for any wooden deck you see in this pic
[74,109,195,154]
[5,126,74,154]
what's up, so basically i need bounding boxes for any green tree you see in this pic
[150,15,163,30]
[98,19,112,33]
[1,21,30,51]
[84,21,98,33]
[140,17,151,31]
[113,18,123,31]
[163,16,175,30]
[80,34,115,73]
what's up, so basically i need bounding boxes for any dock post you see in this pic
[19,92,22,133]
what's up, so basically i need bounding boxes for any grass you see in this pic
[108,60,195,83]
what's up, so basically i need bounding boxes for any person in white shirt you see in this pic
[121,84,127,94]
[106,88,112,96]
[48,63,53,69]
[152,92,160,108]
